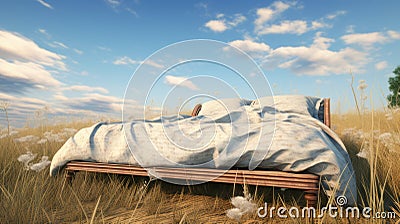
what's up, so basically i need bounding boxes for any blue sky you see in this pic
[0,0,399,127]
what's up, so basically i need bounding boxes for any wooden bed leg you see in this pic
[304,190,318,208]
[65,170,76,185]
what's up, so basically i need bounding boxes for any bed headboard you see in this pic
[191,98,332,128]
[191,104,202,117]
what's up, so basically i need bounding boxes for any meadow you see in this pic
[0,105,399,223]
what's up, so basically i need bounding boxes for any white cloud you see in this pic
[37,0,53,9]
[341,32,388,47]
[0,58,61,93]
[143,60,164,69]
[341,30,400,48]
[164,75,199,90]
[265,32,368,75]
[0,93,47,106]
[38,29,51,38]
[204,14,246,33]
[0,30,66,93]
[254,2,328,36]
[113,56,164,68]
[126,8,138,17]
[205,20,228,32]
[62,85,109,94]
[0,91,137,127]
[227,39,271,59]
[73,48,83,54]
[105,0,121,8]
[312,32,334,49]
[49,41,69,49]
[113,56,138,65]
[311,21,327,29]
[375,61,388,70]
[257,20,327,35]
[254,1,291,31]
[54,94,68,101]
[258,20,308,35]
[38,29,47,35]
[387,30,400,39]
[0,92,50,125]
[228,39,271,53]
[98,46,112,51]
[228,14,247,27]
[346,25,355,33]
[0,30,66,71]
[59,93,131,114]
[326,10,346,20]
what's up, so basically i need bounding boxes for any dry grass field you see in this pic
[0,107,399,223]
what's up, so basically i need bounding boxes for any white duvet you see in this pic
[50,95,357,205]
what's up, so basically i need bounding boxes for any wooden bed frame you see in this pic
[65,98,331,207]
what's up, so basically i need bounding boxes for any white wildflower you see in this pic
[44,131,66,142]
[0,130,19,139]
[14,135,39,143]
[226,208,243,221]
[372,130,381,139]
[379,132,394,148]
[139,180,148,191]
[378,132,392,141]
[37,138,47,144]
[226,193,256,221]
[62,128,77,135]
[342,128,356,136]
[357,130,365,138]
[394,134,400,144]
[29,156,51,172]
[358,80,368,90]
[385,113,393,121]
[231,196,257,213]
[17,151,37,170]
[17,151,51,172]
[357,149,369,159]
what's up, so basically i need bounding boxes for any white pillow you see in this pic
[252,95,323,119]
[198,98,252,122]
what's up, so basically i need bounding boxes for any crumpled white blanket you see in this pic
[50,95,357,205]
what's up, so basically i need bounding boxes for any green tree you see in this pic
[387,66,400,107]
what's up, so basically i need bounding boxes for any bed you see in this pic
[51,95,356,207]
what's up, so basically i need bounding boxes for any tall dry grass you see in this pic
[0,103,399,222]
[0,121,237,223]
[332,108,400,218]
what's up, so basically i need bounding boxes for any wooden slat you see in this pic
[67,166,318,190]
[159,174,318,189]
[67,165,318,187]
[65,161,319,191]
[153,169,319,183]
[66,161,318,179]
